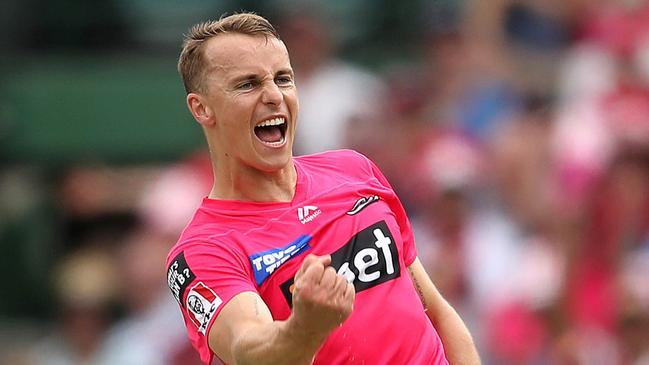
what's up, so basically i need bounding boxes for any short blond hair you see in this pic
[178,12,281,94]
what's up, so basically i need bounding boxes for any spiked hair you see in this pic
[178,12,281,93]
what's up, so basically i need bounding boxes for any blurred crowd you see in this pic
[2,0,649,364]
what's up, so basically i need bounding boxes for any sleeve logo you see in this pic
[167,251,196,307]
[186,282,223,335]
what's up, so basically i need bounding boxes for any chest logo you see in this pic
[347,195,380,215]
[297,205,322,224]
[249,234,312,286]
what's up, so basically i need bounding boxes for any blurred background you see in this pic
[1,0,649,364]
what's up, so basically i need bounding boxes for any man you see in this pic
[166,12,480,365]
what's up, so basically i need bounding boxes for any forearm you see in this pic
[407,259,480,365]
[212,256,353,365]
[426,299,481,365]
[231,319,325,365]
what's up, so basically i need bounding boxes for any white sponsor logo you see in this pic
[297,205,322,224]
[252,244,299,276]
[336,228,395,284]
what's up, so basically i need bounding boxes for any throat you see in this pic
[211,163,297,202]
[255,125,283,143]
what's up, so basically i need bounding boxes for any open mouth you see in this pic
[254,117,287,147]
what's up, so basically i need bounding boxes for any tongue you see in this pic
[255,126,282,143]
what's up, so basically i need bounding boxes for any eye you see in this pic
[237,81,255,90]
[275,75,293,86]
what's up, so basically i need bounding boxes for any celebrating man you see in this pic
[166,12,480,365]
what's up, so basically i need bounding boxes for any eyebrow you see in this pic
[276,68,294,77]
[229,68,294,85]
[229,74,258,85]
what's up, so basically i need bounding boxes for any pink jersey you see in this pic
[166,150,448,365]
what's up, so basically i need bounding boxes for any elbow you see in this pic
[426,296,456,326]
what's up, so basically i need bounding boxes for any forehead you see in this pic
[203,33,291,78]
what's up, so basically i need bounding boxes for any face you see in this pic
[192,33,298,173]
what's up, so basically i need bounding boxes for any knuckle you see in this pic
[324,266,337,277]
[335,274,347,285]
[300,254,316,268]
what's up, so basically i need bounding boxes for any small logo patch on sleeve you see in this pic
[167,251,196,307]
[186,282,223,334]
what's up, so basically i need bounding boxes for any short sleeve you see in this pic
[363,155,419,266]
[166,240,256,364]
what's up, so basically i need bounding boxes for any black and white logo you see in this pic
[167,251,196,307]
[347,195,380,215]
[281,220,400,306]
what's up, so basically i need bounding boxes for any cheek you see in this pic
[222,102,253,131]
[285,91,299,113]
[217,119,251,149]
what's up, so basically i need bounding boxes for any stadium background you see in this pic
[1,0,649,364]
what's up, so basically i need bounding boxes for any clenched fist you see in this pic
[289,254,355,340]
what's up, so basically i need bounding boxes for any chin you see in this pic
[254,153,292,173]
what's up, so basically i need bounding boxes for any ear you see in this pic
[187,93,216,127]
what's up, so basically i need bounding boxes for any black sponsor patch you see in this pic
[281,220,400,307]
[167,251,196,307]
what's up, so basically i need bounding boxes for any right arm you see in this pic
[209,254,355,365]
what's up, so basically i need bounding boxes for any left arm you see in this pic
[407,257,481,365]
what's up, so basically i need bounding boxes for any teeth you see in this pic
[256,117,285,127]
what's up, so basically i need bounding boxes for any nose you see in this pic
[261,80,283,106]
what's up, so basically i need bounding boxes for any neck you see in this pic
[209,159,297,202]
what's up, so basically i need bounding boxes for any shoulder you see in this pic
[295,149,388,188]
[166,227,247,282]
[167,199,242,262]
[167,234,243,268]
[166,235,252,304]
